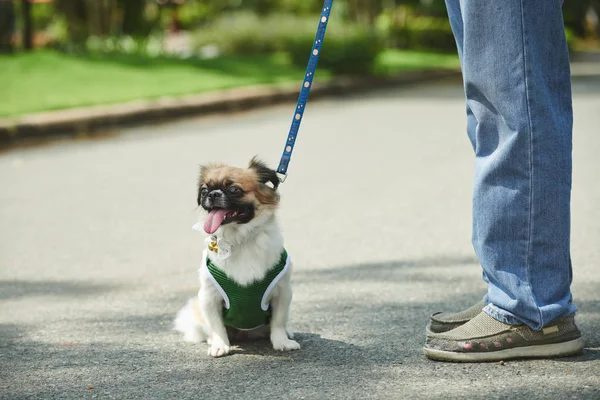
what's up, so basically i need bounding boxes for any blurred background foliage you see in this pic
[2,0,598,62]
[1,0,598,117]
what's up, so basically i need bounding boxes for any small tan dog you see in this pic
[174,157,300,357]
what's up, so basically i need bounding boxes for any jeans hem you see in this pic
[483,304,523,326]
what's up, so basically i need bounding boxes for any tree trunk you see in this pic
[591,0,600,37]
[346,0,383,27]
[0,0,16,53]
[564,0,591,37]
[120,0,146,36]
[54,0,89,43]
[21,0,33,50]
[86,0,115,37]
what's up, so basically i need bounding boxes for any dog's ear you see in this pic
[197,167,205,205]
[249,156,280,190]
[197,164,212,205]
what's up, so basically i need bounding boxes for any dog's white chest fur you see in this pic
[206,214,284,286]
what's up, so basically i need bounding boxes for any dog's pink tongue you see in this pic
[204,209,228,234]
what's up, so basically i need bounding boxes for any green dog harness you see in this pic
[203,249,290,331]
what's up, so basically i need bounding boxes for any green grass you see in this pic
[374,49,460,76]
[0,50,316,118]
[0,49,460,118]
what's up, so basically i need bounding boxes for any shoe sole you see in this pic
[423,337,585,362]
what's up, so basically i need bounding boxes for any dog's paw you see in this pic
[208,344,230,358]
[272,338,301,352]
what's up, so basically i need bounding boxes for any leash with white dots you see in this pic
[276,0,333,182]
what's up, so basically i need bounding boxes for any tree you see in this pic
[85,0,117,37]
[53,0,158,42]
[346,0,384,27]
[21,0,32,50]
[563,0,592,37]
[0,0,16,53]
[119,0,148,36]
[53,0,92,42]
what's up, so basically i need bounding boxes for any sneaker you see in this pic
[427,299,486,333]
[424,311,584,362]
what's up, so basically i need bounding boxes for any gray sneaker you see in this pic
[424,311,585,362]
[427,299,486,333]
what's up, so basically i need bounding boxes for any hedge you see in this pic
[192,12,384,75]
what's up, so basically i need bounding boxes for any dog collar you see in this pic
[193,224,233,259]
[205,236,232,260]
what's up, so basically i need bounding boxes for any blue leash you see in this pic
[276,0,333,182]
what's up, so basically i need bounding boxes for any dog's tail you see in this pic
[173,297,207,343]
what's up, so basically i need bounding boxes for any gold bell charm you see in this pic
[208,241,218,253]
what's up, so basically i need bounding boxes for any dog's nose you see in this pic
[208,190,223,199]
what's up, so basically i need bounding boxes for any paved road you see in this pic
[1,73,599,400]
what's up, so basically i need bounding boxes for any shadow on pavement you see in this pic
[1,257,598,399]
[0,279,117,301]
[291,255,479,284]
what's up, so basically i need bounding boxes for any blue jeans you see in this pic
[444,0,577,330]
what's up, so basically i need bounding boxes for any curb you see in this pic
[0,68,461,149]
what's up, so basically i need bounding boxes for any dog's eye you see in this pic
[228,186,242,195]
[200,188,208,196]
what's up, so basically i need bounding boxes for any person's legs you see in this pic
[450,0,576,330]
[426,0,491,334]
[424,0,583,361]
[465,0,576,330]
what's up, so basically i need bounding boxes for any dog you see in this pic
[174,157,300,357]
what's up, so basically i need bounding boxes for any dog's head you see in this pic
[197,157,280,235]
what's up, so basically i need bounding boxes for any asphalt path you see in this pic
[1,73,599,399]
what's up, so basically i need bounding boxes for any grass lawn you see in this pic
[0,49,459,118]
[0,51,314,118]
[374,49,460,76]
